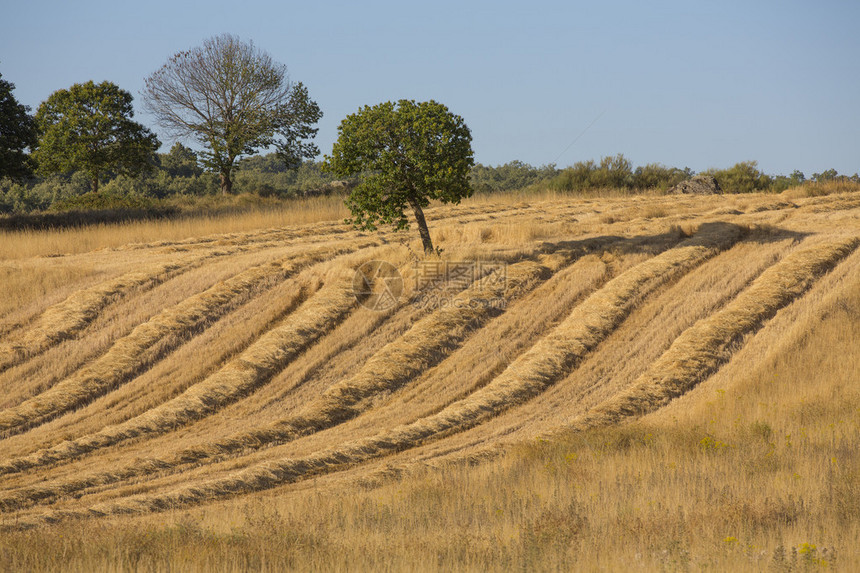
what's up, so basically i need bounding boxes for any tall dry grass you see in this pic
[0,191,565,262]
[0,264,104,330]
[0,195,350,260]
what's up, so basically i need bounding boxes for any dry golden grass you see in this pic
[0,253,565,504]
[0,241,372,435]
[782,179,860,199]
[0,188,858,571]
[0,276,356,477]
[0,250,232,373]
[0,195,351,261]
[574,237,858,429]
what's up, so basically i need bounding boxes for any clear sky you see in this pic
[2,0,858,176]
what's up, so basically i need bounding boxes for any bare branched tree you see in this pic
[142,34,322,194]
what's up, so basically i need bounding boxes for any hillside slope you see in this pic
[1,190,858,570]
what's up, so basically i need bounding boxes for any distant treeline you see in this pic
[473,154,858,195]
[0,144,346,214]
[1,147,857,216]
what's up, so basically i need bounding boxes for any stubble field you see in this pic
[1,186,859,571]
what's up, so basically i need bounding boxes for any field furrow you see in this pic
[0,273,313,457]
[212,228,693,464]
[0,276,360,482]
[0,245,316,408]
[0,248,247,374]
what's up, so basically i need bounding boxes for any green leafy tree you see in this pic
[324,99,474,254]
[160,142,203,178]
[142,34,322,195]
[470,161,557,193]
[592,153,633,188]
[632,163,690,190]
[0,71,38,181]
[704,161,772,193]
[812,168,838,182]
[33,81,159,193]
[548,159,598,192]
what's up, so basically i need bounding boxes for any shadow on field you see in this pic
[537,221,808,261]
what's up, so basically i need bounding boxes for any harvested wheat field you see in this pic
[1,187,859,571]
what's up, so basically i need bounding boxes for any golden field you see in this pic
[0,184,858,571]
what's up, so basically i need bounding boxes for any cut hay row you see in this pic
[286,222,744,460]
[567,236,859,430]
[103,201,529,255]
[0,233,340,377]
[0,241,375,436]
[172,253,563,455]
[165,256,566,452]
[175,278,438,433]
[797,192,860,214]
[374,255,615,412]
[305,261,556,406]
[0,274,313,457]
[0,249,306,409]
[0,251,569,503]
[255,253,619,463]
[372,235,805,462]
[0,248,243,374]
[0,277,358,495]
[106,220,347,253]
[20,223,742,519]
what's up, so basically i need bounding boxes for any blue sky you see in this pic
[2,0,858,176]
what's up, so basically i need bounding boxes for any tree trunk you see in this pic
[408,196,434,254]
[220,170,232,195]
[91,177,99,194]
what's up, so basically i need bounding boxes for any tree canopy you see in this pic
[0,71,38,181]
[160,142,203,178]
[141,33,322,195]
[33,80,159,193]
[324,99,474,254]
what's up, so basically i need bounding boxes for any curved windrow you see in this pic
[0,241,374,435]
[0,254,558,495]
[45,223,742,517]
[0,254,202,373]
[0,247,587,506]
[0,276,358,478]
[569,236,859,429]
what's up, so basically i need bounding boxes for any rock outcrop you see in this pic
[669,175,721,195]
